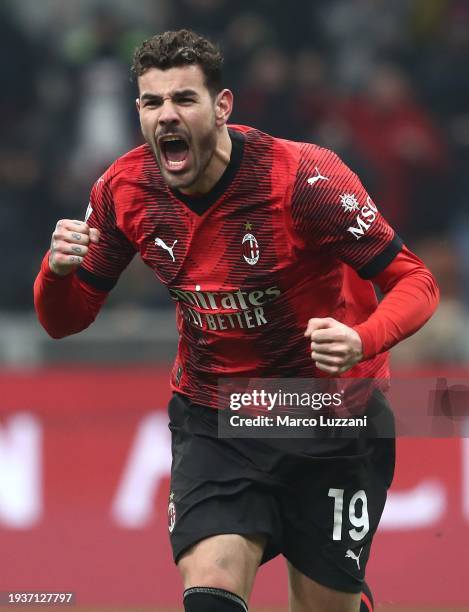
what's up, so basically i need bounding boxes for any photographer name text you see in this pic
[229,414,367,428]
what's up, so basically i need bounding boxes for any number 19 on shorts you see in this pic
[328,488,369,541]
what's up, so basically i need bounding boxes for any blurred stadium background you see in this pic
[1,0,469,609]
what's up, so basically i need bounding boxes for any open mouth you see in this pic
[159,135,190,172]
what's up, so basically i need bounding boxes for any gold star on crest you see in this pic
[245,221,253,230]
[169,491,175,500]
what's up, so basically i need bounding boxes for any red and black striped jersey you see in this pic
[77,125,402,408]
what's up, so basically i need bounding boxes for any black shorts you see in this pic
[167,391,395,593]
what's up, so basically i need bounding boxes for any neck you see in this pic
[179,126,232,195]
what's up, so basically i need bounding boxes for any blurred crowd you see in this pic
[3,0,469,362]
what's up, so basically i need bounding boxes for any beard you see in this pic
[150,119,218,192]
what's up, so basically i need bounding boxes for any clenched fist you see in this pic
[304,317,363,375]
[49,219,100,276]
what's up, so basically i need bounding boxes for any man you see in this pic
[34,30,439,612]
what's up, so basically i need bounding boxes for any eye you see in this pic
[177,97,195,105]
[142,98,162,108]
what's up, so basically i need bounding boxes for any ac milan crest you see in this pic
[168,492,176,533]
[242,233,260,265]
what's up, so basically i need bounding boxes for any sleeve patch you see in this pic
[76,267,118,292]
[358,235,404,279]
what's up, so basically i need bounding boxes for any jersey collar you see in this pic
[169,128,245,216]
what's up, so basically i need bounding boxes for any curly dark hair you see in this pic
[131,29,224,95]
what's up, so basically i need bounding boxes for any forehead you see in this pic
[137,64,208,96]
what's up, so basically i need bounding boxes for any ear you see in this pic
[214,89,233,127]
[135,98,141,113]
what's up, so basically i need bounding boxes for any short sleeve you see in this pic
[76,174,136,291]
[290,147,402,279]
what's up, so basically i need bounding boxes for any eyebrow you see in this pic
[140,89,199,102]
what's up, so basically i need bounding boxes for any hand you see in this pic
[304,317,363,375]
[49,219,100,276]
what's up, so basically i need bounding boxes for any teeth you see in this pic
[161,135,184,142]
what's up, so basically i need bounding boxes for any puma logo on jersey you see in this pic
[345,547,363,570]
[155,237,178,262]
[307,166,329,185]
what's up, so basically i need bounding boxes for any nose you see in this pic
[158,98,180,127]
